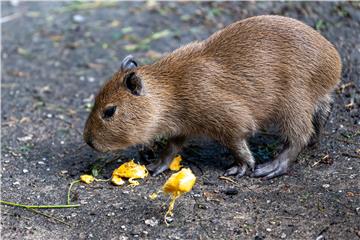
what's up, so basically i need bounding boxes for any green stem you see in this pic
[67,180,81,205]
[0,200,79,209]
[94,178,111,182]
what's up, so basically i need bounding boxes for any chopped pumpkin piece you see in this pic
[162,168,196,224]
[111,175,125,186]
[163,168,196,195]
[128,178,140,187]
[149,192,158,200]
[112,160,148,186]
[169,155,183,171]
[80,174,95,184]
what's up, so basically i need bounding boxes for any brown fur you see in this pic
[84,15,341,178]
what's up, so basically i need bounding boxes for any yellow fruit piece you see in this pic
[162,168,196,225]
[111,175,125,186]
[112,160,148,180]
[169,155,183,171]
[80,175,95,184]
[163,168,196,196]
[128,178,140,187]
[149,192,158,200]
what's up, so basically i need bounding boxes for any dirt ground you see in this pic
[1,1,359,240]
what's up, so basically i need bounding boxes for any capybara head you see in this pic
[83,55,158,152]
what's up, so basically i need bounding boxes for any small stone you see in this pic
[316,235,324,240]
[107,212,115,217]
[121,225,126,230]
[71,213,77,217]
[266,200,271,204]
[88,77,95,82]
[60,141,65,145]
[17,135,33,142]
[73,14,85,23]
[13,181,20,185]
[322,184,330,188]
[46,113,53,118]
[281,233,286,238]
[46,168,50,171]
[37,161,45,165]
[266,228,272,232]
[223,188,238,195]
[145,217,158,227]
[23,169,29,173]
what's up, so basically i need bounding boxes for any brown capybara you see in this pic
[83,15,341,179]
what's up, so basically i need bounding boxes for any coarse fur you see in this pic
[83,15,341,179]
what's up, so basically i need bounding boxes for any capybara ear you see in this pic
[120,55,138,72]
[123,72,144,96]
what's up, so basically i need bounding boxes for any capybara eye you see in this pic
[102,106,117,119]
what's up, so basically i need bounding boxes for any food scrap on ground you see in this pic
[111,175,125,186]
[149,192,158,200]
[169,155,183,171]
[162,168,196,224]
[112,160,148,187]
[80,174,95,184]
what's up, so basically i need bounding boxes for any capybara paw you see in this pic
[251,159,288,179]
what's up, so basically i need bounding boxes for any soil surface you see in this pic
[1,1,359,240]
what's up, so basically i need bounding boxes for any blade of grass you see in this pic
[67,180,81,205]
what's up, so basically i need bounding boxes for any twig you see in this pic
[218,176,239,186]
[28,208,72,227]
[0,200,80,209]
[67,180,81,205]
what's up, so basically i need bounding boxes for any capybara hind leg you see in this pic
[252,107,314,179]
[252,143,300,179]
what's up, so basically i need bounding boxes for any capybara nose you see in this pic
[86,139,95,149]
[85,134,95,149]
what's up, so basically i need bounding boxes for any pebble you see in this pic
[266,228,272,232]
[23,169,29,173]
[17,135,33,142]
[107,212,115,217]
[88,77,95,82]
[13,181,20,185]
[121,225,126,230]
[46,113,53,118]
[223,188,238,195]
[316,235,324,240]
[322,184,330,188]
[71,213,77,217]
[37,161,45,165]
[73,14,85,23]
[281,233,287,238]
[60,141,65,145]
[145,217,158,227]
